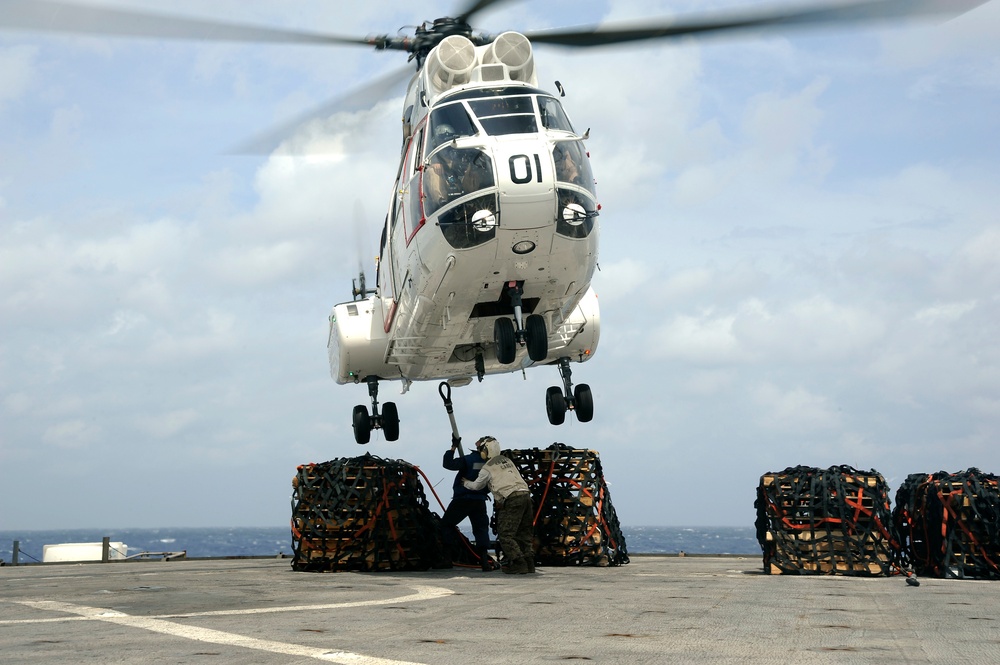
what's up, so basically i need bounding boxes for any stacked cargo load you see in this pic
[892,468,1000,579]
[755,465,898,576]
[506,443,628,567]
[290,454,453,572]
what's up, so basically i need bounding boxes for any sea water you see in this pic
[1,526,759,563]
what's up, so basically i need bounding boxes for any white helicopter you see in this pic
[4,0,987,444]
[331,27,603,444]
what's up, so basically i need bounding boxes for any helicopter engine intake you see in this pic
[427,35,477,93]
[483,31,535,83]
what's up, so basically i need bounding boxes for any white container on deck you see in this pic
[42,542,128,562]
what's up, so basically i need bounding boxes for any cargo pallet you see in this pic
[756,465,898,576]
[290,454,452,572]
[507,443,628,567]
[893,468,1000,579]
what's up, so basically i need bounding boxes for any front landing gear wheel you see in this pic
[573,384,594,422]
[546,386,567,425]
[494,317,516,365]
[526,314,547,362]
[381,402,400,441]
[352,405,371,444]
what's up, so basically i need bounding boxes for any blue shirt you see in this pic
[443,448,489,501]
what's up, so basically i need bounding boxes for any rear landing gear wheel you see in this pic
[573,384,594,423]
[544,357,595,426]
[381,402,400,441]
[494,317,516,365]
[352,405,371,444]
[546,386,567,426]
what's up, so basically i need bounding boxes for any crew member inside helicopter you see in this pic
[553,141,592,188]
[424,124,494,212]
[425,125,472,209]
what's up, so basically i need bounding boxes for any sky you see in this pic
[1,0,999,532]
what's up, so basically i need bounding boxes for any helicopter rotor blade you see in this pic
[456,0,514,24]
[231,65,414,155]
[521,0,989,49]
[0,0,373,46]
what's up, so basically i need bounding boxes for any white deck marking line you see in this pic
[5,585,453,664]
[0,584,452,624]
[159,584,453,618]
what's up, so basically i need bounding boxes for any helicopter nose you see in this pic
[496,144,555,230]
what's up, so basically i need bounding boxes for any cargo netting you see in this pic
[755,465,899,576]
[506,443,629,567]
[291,454,460,572]
[892,468,1000,579]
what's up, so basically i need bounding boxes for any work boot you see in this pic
[525,555,535,574]
[506,557,529,574]
[478,549,493,572]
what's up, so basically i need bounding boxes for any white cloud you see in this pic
[752,382,840,433]
[680,369,735,396]
[42,419,102,450]
[213,241,309,286]
[136,409,200,439]
[735,295,887,363]
[653,308,744,364]
[145,308,238,363]
[594,257,650,303]
[650,294,886,366]
[0,45,36,107]
[74,218,195,274]
[913,300,977,324]
[957,226,1000,285]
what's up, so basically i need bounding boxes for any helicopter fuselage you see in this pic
[328,32,601,424]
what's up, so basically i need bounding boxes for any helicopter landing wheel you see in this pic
[573,384,594,422]
[494,317,516,364]
[525,314,547,362]
[545,386,567,426]
[381,401,400,441]
[352,405,371,444]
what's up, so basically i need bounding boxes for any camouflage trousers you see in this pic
[496,491,534,563]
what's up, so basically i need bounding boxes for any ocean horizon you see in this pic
[1,526,761,563]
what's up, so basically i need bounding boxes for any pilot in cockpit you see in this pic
[553,143,581,185]
[425,124,472,210]
[426,126,458,204]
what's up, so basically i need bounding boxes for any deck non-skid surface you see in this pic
[2,556,997,663]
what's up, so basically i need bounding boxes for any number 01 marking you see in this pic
[509,154,544,185]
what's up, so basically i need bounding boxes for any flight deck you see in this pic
[2,555,997,663]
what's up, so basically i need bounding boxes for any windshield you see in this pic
[430,92,579,139]
[423,146,495,218]
[538,96,574,132]
[552,140,595,197]
[469,96,537,136]
[427,103,477,153]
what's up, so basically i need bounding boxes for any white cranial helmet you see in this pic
[476,436,500,460]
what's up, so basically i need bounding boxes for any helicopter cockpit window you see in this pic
[427,103,477,153]
[538,96,574,133]
[423,146,496,218]
[556,189,597,239]
[469,96,538,136]
[552,140,596,197]
[437,193,499,250]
